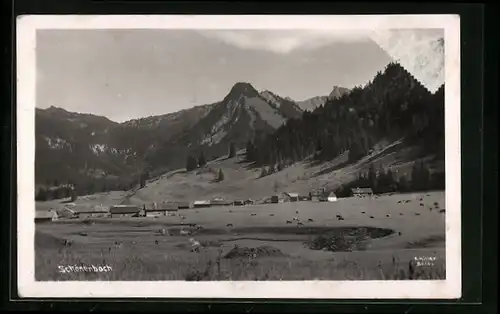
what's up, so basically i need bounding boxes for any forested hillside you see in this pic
[246,62,444,167]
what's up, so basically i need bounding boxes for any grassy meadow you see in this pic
[35,191,446,281]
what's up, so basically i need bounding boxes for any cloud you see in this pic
[197,29,371,54]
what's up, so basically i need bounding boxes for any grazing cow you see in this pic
[338,217,345,221]
[189,238,201,253]
[420,203,424,206]
[229,210,233,213]
[397,200,402,204]
[250,213,257,216]
[398,232,402,236]
[361,211,366,214]
[386,214,391,218]
[308,218,314,222]
[286,220,292,224]
[226,223,233,227]
[64,239,72,247]
[269,214,275,216]
[179,226,191,236]
[369,216,375,219]
[439,209,446,213]
[297,221,304,226]
[415,213,421,216]
[155,240,159,245]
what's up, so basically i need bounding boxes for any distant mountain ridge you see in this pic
[35,82,303,192]
[294,86,351,112]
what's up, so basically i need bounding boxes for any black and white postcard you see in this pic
[16,14,461,299]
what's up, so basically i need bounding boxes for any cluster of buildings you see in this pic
[35,187,375,222]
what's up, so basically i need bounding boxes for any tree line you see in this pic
[245,62,445,171]
[334,160,445,198]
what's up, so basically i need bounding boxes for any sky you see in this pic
[36,29,393,122]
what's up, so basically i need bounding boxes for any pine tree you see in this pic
[70,188,78,202]
[198,152,207,167]
[228,142,236,158]
[35,187,48,201]
[245,140,254,161]
[139,171,149,189]
[186,156,198,171]
[397,175,410,192]
[419,160,431,191]
[273,181,280,193]
[367,163,377,190]
[217,169,225,182]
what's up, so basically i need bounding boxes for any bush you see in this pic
[186,156,198,171]
[228,143,236,158]
[217,169,225,182]
[259,168,268,178]
[198,152,207,167]
[35,188,48,201]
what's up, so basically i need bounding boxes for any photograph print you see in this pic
[17,15,461,299]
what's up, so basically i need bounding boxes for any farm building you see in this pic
[270,195,279,204]
[299,195,310,201]
[284,192,299,202]
[244,199,254,205]
[233,200,245,206]
[109,205,140,218]
[145,210,167,218]
[351,187,374,198]
[176,202,191,209]
[210,199,232,206]
[193,200,211,208]
[56,207,77,219]
[76,210,109,219]
[310,191,321,202]
[319,191,338,202]
[35,210,57,223]
[155,202,179,210]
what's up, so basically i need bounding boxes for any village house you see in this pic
[210,198,232,206]
[193,200,211,208]
[76,210,110,219]
[270,195,279,204]
[35,210,56,223]
[299,194,310,201]
[146,211,163,218]
[233,200,245,206]
[319,191,338,202]
[176,202,191,210]
[351,187,374,198]
[109,205,141,218]
[244,199,254,206]
[284,192,299,202]
[310,190,321,202]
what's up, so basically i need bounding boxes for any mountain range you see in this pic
[36,61,443,198]
[35,83,347,192]
[293,86,351,112]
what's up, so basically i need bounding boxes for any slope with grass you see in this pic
[35,190,446,281]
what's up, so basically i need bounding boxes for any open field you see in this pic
[35,191,446,281]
